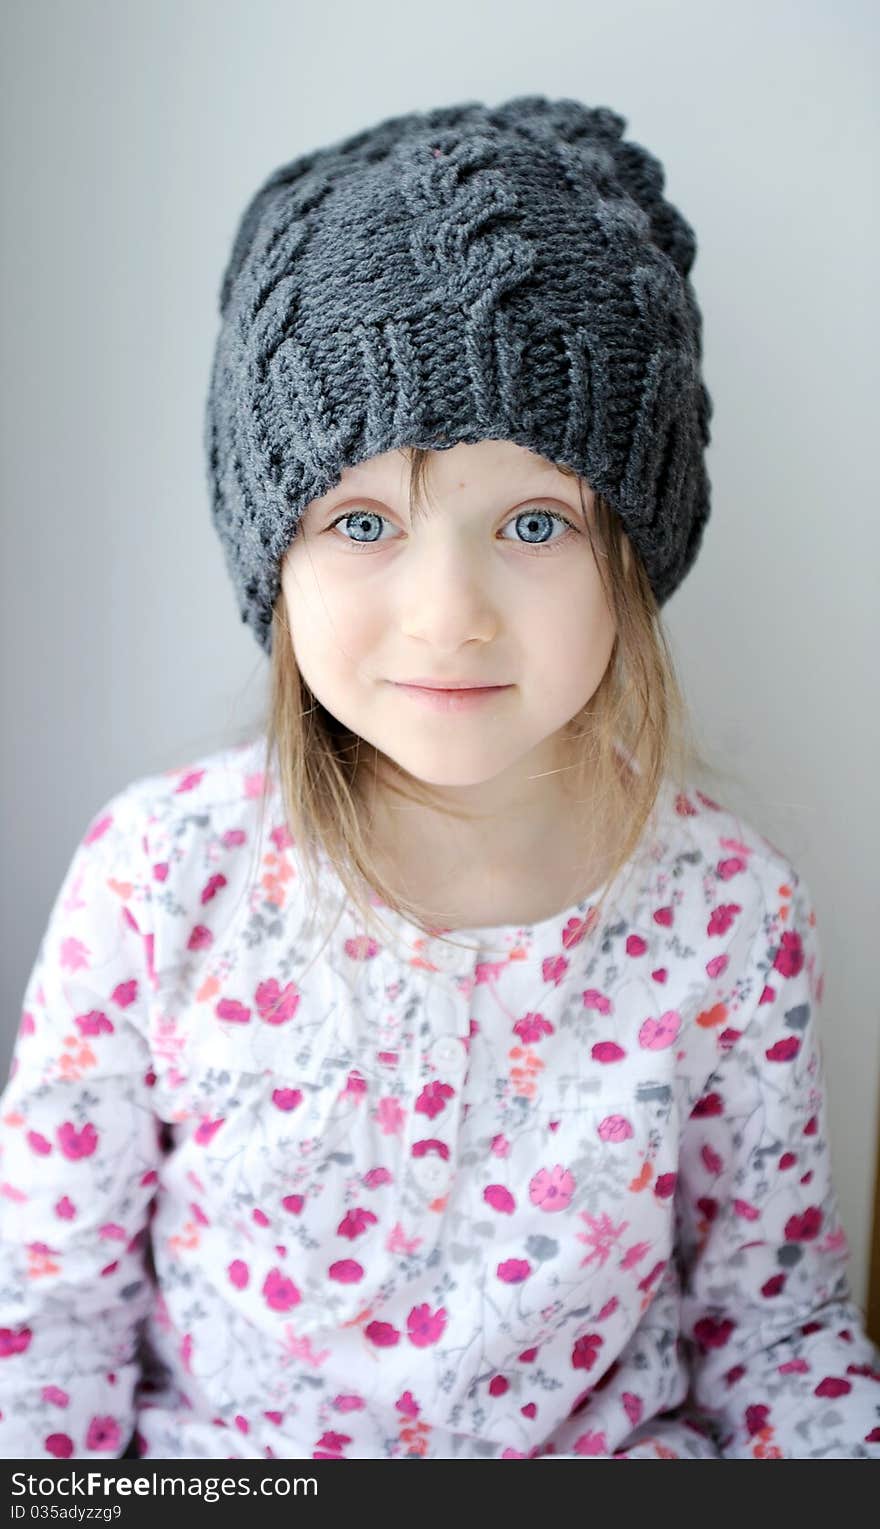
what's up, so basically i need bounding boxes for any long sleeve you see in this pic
[674,865,880,1458]
[0,787,163,1459]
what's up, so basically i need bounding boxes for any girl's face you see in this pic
[280,439,616,800]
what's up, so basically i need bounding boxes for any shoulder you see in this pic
[647,775,818,963]
[93,732,274,851]
[82,732,279,927]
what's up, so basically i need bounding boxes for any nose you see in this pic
[398,535,499,647]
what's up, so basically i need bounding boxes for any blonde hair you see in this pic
[251,447,733,960]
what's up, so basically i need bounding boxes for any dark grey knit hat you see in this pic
[205,95,713,655]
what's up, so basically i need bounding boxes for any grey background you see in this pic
[2,0,878,1305]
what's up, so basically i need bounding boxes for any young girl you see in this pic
[1,95,878,1462]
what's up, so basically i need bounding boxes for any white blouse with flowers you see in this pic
[1,733,878,1460]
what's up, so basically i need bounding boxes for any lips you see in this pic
[394,679,507,690]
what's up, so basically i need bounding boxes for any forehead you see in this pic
[321,441,577,499]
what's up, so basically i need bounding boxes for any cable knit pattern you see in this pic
[204,95,714,654]
[1,736,878,1460]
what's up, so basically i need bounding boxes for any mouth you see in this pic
[390,682,514,712]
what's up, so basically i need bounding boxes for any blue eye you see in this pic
[326,505,578,551]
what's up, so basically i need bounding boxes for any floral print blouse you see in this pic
[1,733,878,1460]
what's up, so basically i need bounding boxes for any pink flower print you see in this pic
[733,1199,760,1221]
[521,1402,537,1419]
[653,906,674,927]
[582,989,612,1015]
[222,828,247,849]
[577,1211,629,1268]
[488,1375,509,1397]
[690,1092,724,1118]
[718,1026,741,1049]
[415,1080,454,1119]
[363,1167,392,1189]
[342,1071,367,1099]
[338,1207,378,1239]
[701,1144,723,1174]
[45,1433,74,1458]
[762,1274,786,1298]
[708,903,741,937]
[591,1041,625,1064]
[774,928,805,979]
[57,1122,98,1160]
[54,1196,76,1220]
[653,1173,677,1199]
[313,1429,352,1459]
[541,954,569,986]
[271,1088,302,1112]
[376,1096,405,1134]
[42,1385,69,1407]
[194,1117,225,1145]
[98,1223,127,1242]
[597,1297,619,1322]
[282,1194,304,1214]
[187,925,213,952]
[815,1377,851,1399]
[262,1268,301,1312]
[84,811,113,847]
[329,1260,364,1283]
[59,934,90,975]
[622,1391,642,1426]
[572,1333,603,1371]
[562,914,593,949]
[200,872,227,905]
[625,934,647,957]
[706,954,729,979]
[497,1259,531,1284]
[152,862,169,882]
[484,1184,516,1214]
[255,978,300,1026]
[513,1013,554,1044]
[386,1222,422,1255]
[174,768,205,794]
[396,1391,420,1419]
[407,1304,447,1347]
[785,1207,823,1241]
[529,1165,575,1212]
[693,1316,735,1352]
[779,1358,809,1375]
[228,1260,249,1289]
[344,933,381,962]
[364,1321,400,1348]
[746,1404,770,1436]
[252,1208,270,1228]
[85,1416,121,1452]
[573,1430,608,1456]
[332,1396,364,1414]
[651,968,667,983]
[234,1415,249,1434]
[215,997,250,1024]
[598,1114,633,1144]
[766,1036,800,1063]
[0,1325,32,1357]
[638,1011,681,1050]
[620,1241,651,1269]
[717,855,747,879]
[411,1139,450,1160]
[491,1133,511,1157]
[27,1130,52,1156]
[76,1010,114,1036]
[269,822,293,851]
